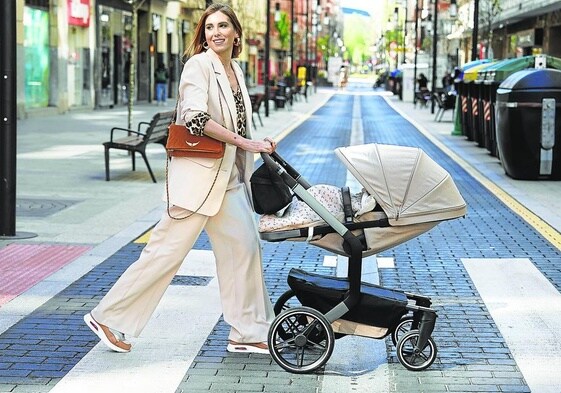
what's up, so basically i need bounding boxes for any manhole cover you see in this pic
[16,198,80,218]
[171,275,213,286]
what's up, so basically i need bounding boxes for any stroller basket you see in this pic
[288,268,408,329]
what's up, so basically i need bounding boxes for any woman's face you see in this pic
[204,11,238,58]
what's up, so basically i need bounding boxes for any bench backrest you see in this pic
[146,111,174,143]
[250,94,264,111]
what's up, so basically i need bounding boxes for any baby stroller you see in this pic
[253,143,467,374]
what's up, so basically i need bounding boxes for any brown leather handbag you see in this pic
[166,124,225,158]
[166,89,226,159]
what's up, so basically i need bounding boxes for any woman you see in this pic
[417,73,429,91]
[154,63,169,105]
[84,3,276,355]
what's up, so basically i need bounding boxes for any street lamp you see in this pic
[431,0,438,114]
[402,1,408,65]
[265,0,271,116]
[471,0,479,60]
[0,0,36,239]
[0,0,16,237]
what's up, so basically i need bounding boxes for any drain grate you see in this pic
[171,275,213,286]
[16,198,80,218]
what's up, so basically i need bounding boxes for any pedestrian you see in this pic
[417,73,429,91]
[84,3,277,355]
[415,73,430,107]
[338,65,348,89]
[154,63,169,105]
[441,71,453,92]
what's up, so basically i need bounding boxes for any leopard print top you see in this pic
[186,112,211,137]
[233,87,246,137]
[186,87,246,137]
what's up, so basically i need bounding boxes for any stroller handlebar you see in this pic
[260,152,312,189]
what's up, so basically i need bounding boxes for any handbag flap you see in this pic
[167,123,224,156]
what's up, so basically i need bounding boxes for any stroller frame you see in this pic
[260,152,438,374]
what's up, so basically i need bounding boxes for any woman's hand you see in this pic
[240,137,277,154]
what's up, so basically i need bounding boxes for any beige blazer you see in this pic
[165,49,255,216]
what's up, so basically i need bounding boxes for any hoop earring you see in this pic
[233,37,240,47]
[203,41,209,50]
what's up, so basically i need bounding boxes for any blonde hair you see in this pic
[184,3,243,59]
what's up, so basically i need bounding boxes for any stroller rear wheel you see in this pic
[391,315,415,346]
[268,306,335,374]
[396,329,437,371]
[274,289,346,339]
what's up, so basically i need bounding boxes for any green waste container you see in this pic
[496,68,561,179]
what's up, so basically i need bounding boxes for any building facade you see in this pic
[16,0,209,118]
[16,0,344,118]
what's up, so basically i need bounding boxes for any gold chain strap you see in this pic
[165,76,228,221]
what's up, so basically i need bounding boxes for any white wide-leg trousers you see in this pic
[91,165,274,343]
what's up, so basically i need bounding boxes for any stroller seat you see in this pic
[258,184,376,233]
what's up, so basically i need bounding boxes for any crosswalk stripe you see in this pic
[463,258,561,393]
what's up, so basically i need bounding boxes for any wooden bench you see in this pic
[103,111,174,183]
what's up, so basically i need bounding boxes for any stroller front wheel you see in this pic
[268,306,335,374]
[396,329,437,371]
[391,315,415,346]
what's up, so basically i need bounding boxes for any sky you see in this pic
[340,0,379,17]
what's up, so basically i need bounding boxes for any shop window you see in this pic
[24,6,50,108]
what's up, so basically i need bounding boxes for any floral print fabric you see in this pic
[258,185,376,232]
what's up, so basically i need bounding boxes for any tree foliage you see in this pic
[343,14,375,65]
[275,12,290,50]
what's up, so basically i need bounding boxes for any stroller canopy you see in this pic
[335,144,467,226]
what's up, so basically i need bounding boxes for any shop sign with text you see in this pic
[68,0,90,27]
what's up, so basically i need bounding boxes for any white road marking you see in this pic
[323,255,338,267]
[463,258,561,393]
[376,257,395,269]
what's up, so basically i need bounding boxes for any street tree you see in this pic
[125,0,146,129]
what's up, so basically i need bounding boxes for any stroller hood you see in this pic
[335,144,467,226]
